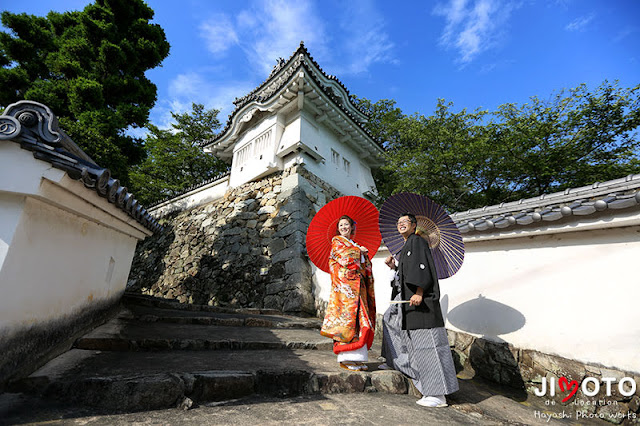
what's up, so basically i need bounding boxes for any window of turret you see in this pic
[331,149,340,165]
[343,158,351,175]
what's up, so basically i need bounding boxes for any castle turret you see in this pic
[202,42,384,198]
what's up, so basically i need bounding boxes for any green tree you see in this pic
[360,81,640,211]
[493,82,640,199]
[382,100,491,211]
[129,103,229,205]
[351,96,405,144]
[0,0,170,185]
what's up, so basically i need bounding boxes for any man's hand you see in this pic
[410,287,424,306]
[409,293,423,306]
[385,255,396,270]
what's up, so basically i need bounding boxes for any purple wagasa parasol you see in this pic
[379,193,465,279]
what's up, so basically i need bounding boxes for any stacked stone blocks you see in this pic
[128,165,341,315]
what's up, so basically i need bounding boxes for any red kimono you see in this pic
[320,235,376,354]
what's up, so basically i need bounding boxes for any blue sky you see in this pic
[2,0,639,132]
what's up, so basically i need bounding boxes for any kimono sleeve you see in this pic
[402,234,437,293]
[330,236,359,269]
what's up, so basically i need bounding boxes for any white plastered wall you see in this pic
[0,197,137,330]
[226,109,378,199]
[297,112,375,197]
[229,115,282,188]
[444,224,640,374]
[148,175,229,218]
[0,142,150,336]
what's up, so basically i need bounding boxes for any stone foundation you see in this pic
[449,329,640,423]
[127,165,341,315]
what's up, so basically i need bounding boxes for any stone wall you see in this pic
[127,165,341,315]
[449,329,640,422]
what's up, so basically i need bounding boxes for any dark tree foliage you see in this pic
[351,96,405,203]
[492,83,640,199]
[129,103,229,206]
[355,82,640,212]
[0,0,170,185]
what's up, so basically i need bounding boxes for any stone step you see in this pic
[120,304,322,330]
[11,348,409,412]
[74,316,331,351]
[122,292,285,316]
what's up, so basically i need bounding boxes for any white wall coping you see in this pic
[148,174,230,218]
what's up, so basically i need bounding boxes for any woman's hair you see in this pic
[337,215,355,236]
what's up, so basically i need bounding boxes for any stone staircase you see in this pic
[3,294,592,425]
[9,294,410,413]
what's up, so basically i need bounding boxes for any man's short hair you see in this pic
[400,212,417,225]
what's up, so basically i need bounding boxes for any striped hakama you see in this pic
[382,292,459,396]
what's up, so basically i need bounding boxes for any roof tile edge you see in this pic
[452,175,640,234]
[201,41,383,152]
[0,100,163,234]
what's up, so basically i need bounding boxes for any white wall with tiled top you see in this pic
[443,223,640,374]
[0,141,151,375]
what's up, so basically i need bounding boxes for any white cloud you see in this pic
[195,0,394,79]
[149,1,396,134]
[150,71,254,130]
[236,0,329,75]
[169,72,208,100]
[433,0,516,64]
[337,0,396,75]
[479,62,497,74]
[438,0,468,45]
[199,14,239,55]
[613,26,638,43]
[565,13,595,32]
[343,30,395,74]
[479,58,515,74]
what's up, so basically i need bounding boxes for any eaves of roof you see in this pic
[0,101,163,234]
[201,42,384,159]
[451,174,640,234]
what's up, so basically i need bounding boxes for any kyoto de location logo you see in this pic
[534,376,637,403]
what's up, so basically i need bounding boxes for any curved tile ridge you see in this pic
[202,41,382,150]
[451,175,640,234]
[234,41,366,117]
[0,100,163,234]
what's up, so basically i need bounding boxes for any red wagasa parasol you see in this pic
[306,196,381,273]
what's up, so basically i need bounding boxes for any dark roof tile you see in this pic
[0,101,163,234]
[452,174,640,235]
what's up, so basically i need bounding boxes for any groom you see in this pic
[381,212,458,407]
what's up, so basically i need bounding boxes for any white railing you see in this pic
[234,129,273,170]
[253,129,272,159]
[234,143,252,170]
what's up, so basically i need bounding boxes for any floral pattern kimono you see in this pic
[320,235,376,354]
